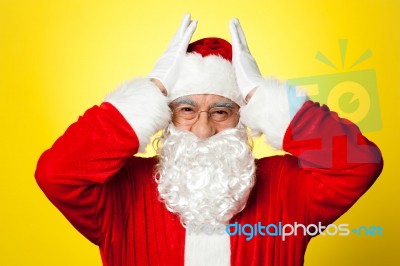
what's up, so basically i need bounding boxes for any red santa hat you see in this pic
[169,37,244,106]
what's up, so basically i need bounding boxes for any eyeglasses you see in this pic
[172,105,239,126]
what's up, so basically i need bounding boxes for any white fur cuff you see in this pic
[105,78,170,152]
[240,78,308,150]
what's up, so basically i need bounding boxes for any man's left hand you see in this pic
[229,18,263,102]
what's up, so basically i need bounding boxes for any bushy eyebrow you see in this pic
[172,97,197,107]
[172,97,236,109]
[209,101,234,108]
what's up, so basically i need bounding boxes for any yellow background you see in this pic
[1,0,399,265]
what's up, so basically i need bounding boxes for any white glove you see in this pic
[229,18,263,99]
[148,13,198,94]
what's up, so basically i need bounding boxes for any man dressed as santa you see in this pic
[35,14,383,266]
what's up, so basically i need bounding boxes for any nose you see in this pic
[190,112,216,139]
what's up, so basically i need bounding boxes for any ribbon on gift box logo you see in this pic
[288,39,382,133]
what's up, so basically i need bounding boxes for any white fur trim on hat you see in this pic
[240,78,308,149]
[169,53,244,106]
[105,78,171,152]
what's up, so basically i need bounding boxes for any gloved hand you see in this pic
[148,13,198,95]
[229,18,263,101]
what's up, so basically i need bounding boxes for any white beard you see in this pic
[156,124,256,227]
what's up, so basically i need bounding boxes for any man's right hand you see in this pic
[148,13,198,96]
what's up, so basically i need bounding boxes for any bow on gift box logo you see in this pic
[288,39,382,133]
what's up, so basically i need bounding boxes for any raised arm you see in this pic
[35,14,197,244]
[35,81,169,244]
[230,18,383,225]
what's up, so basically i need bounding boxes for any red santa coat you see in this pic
[35,99,382,266]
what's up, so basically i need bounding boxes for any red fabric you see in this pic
[35,101,383,266]
[187,38,232,61]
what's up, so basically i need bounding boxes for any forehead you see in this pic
[172,94,236,106]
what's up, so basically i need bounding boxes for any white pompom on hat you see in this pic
[169,38,244,106]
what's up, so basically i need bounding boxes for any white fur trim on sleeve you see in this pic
[105,78,170,152]
[240,78,308,150]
